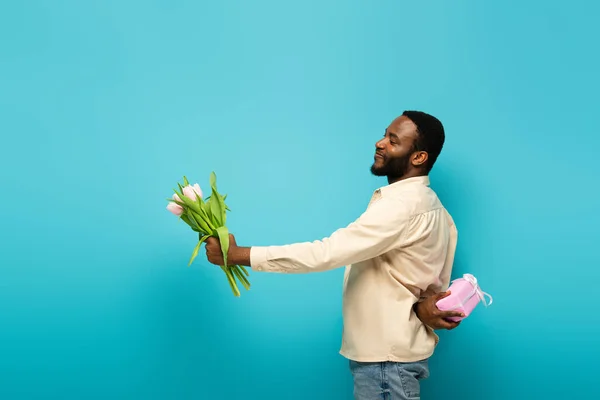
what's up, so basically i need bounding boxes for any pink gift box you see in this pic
[435,273,493,322]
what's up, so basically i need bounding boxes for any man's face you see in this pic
[370,116,420,179]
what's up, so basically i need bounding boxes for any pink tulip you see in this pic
[166,194,184,216]
[182,183,203,201]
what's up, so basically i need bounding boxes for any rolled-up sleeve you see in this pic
[250,197,412,273]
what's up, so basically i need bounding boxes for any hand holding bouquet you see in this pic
[166,172,250,297]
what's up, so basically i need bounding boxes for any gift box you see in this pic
[436,273,493,321]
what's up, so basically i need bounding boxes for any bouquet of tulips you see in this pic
[166,172,250,297]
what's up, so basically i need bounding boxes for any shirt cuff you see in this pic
[250,246,268,271]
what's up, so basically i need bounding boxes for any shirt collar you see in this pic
[378,175,430,196]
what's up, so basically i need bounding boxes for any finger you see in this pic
[434,291,451,301]
[438,320,457,330]
[446,321,461,330]
[440,310,466,319]
[441,315,463,327]
[429,315,461,330]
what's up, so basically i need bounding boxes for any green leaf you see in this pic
[215,226,230,267]
[170,197,184,207]
[178,193,202,214]
[182,195,212,229]
[188,234,210,266]
[188,240,202,266]
[210,171,217,189]
[222,194,231,211]
[173,187,184,200]
[201,199,214,226]
[180,214,198,230]
[219,193,228,222]
[196,190,205,208]
[188,210,212,234]
[209,193,224,227]
[183,176,190,186]
[206,172,224,226]
[181,213,206,233]
[209,173,229,226]
[173,186,215,233]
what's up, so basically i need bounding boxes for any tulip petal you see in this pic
[182,185,200,201]
[193,183,203,199]
[166,202,184,216]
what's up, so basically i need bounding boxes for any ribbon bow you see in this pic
[455,273,494,307]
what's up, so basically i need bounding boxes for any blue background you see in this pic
[1,1,598,399]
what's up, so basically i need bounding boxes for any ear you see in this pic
[412,151,428,167]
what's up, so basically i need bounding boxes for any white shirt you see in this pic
[250,175,458,362]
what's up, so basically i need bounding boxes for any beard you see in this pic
[370,153,412,180]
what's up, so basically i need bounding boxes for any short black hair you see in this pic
[402,110,445,173]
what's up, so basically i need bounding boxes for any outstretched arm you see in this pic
[205,196,412,274]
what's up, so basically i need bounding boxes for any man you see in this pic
[205,110,463,399]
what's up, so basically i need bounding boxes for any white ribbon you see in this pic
[453,273,493,307]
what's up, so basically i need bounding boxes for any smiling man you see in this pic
[205,110,462,400]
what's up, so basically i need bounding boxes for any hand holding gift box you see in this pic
[436,273,493,321]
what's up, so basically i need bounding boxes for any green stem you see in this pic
[232,265,251,290]
[220,266,240,297]
[238,265,250,277]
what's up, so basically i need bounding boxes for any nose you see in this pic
[375,138,385,149]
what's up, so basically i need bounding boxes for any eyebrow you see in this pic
[386,130,400,140]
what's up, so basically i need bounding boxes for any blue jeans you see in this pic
[349,359,430,400]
